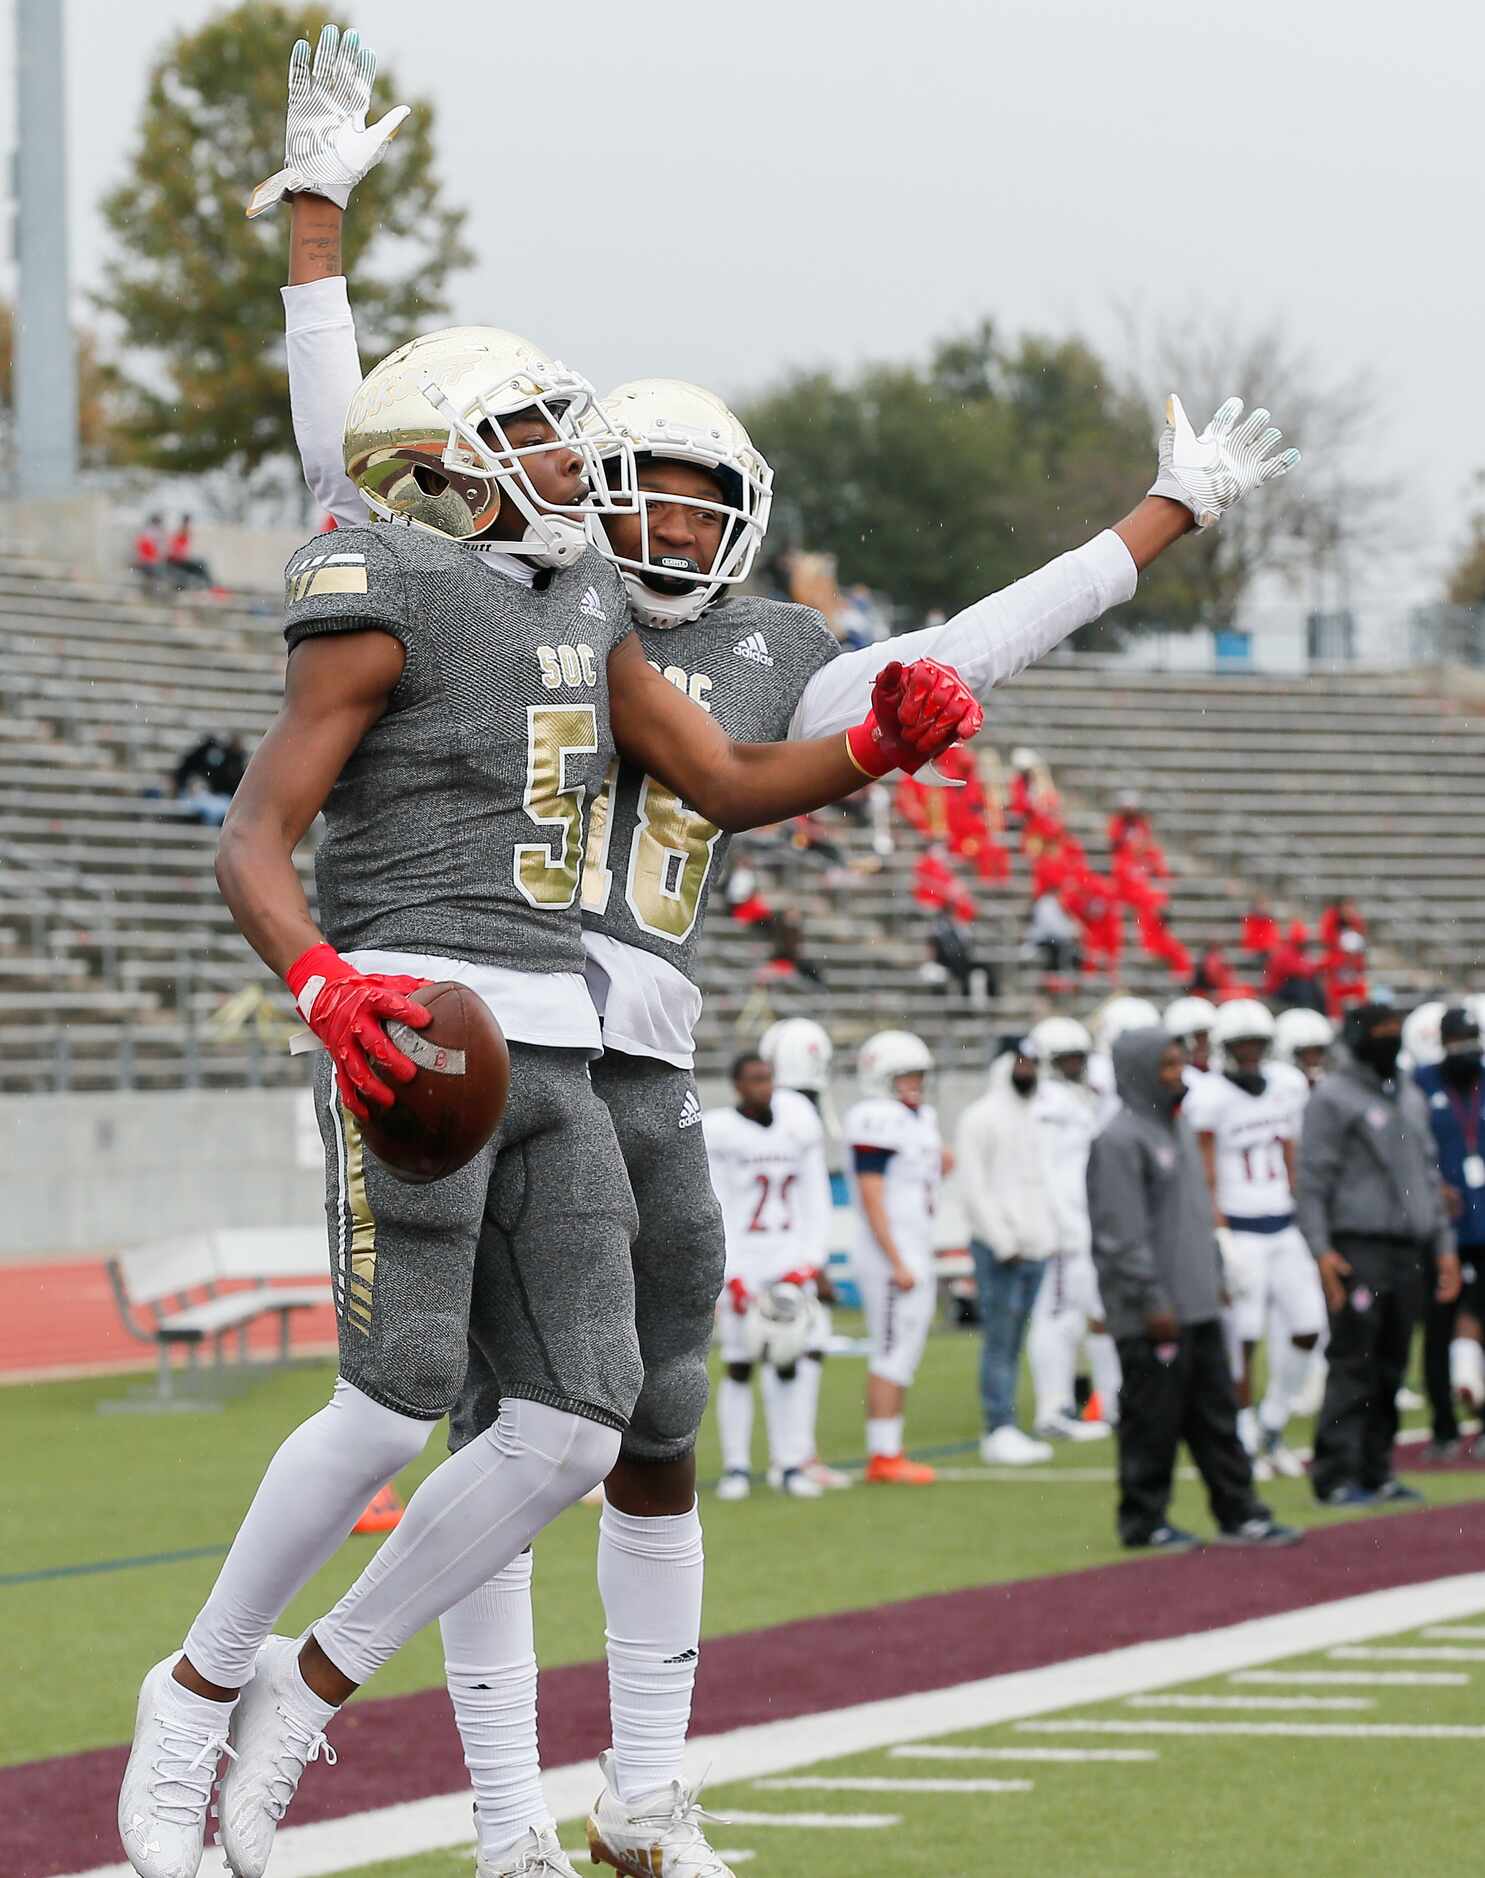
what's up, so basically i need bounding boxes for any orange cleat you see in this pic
[865,1453,936,1485]
[353,1484,405,1533]
[1083,1391,1105,1424]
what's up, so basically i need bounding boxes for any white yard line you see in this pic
[1127,1694,1373,1710]
[1231,1669,1469,1687]
[757,1776,1033,1795]
[891,1745,1159,1763]
[722,1812,902,1829]
[1421,1625,1485,1641]
[1331,1644,1485,1662]
[1022,1719,1485,1741]
[60,1571,1485,1878]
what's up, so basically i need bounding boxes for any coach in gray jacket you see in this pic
[1089,1027,1296,1550]
[1298,1002,1461,1506]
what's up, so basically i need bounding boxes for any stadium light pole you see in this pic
[13,0,78,497]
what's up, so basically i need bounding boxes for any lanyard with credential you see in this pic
[1446,1083,1485,1187]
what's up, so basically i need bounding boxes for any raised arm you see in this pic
[788,394,1301,741]
[608,638,981,832]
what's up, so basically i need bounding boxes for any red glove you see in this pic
[726,1277,752,1316]
[286,942,434,1121]
[846,659,984,778]
[779,1266,820,1289]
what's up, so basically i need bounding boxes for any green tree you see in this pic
[95,3,470,483]
[1445,478,1485,608]
[742,321,1193,627]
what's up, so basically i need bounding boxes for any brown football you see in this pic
[359,982,510,1184]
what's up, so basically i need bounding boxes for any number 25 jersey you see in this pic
[702,1089,832,1284]
[283,524,631,985]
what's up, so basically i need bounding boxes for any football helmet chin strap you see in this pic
[415,372,593,571]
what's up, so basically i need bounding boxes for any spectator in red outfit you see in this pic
[1322,926,1370,1017]
[1191,945,1241,999]
[1264,920,1327,1013]
[132,513,165,583]
[914,845,976,922]
[1241,893,1281,962]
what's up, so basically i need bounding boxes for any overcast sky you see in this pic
[3,0,1481,598]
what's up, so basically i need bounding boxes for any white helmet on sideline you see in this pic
[1274,1007,1334,1068]
[742,1281,821,1371]
[1213,999,1277,1050]
[858,1029,933,1099]
[1164,996,1218,1043]
[1031,1015,1093,1063]
[1401,1000,1447,1071]
[760,1017,833,1093]
[1090,996,1161,1053]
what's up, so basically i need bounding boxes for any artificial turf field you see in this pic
[9,1320,1485,1878]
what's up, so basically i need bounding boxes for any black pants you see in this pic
[1422,1243,1483,1443]
[1312,1234,1427,1497]
[1114,1318,1266,1543]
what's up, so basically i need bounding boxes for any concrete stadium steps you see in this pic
[2,547,1481,1088]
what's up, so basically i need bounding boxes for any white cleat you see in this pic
[1258,1430,1307,1480]
[216,1637,338,1878]
[801,1457,853,1489]
[476,1826,582,1875]
[979,1426,1054,1466]
[1035,1413,1111,1444]
[585,1750,736,1877]
[715,1469,751,1502]
[775,1466,825,1498]
[118,1657,236,1878]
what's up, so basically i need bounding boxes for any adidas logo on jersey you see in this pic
[732,631,774,667]
[580,586,607,622]
[679,1090,703,1129]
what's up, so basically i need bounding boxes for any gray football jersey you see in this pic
[283,525,631,975]
[580,595,839,977]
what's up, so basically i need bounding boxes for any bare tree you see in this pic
[1117,308,1401,626]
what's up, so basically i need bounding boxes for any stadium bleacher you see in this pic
[1,549,1480,1091]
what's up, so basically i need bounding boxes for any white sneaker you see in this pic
[715,1469,751,1502]
[216,1637,339,1878]
[980,1426,1054,1466]
[1396,1386,1425,1413]
[118,1657,237,1878]
[477,1826,581,1875]
[586,1751,736,1876]
[1259,1429,1307,1479]
[775,1466,825,1498]
[1034,1413,1111,1444]
[801,1458,853,1489]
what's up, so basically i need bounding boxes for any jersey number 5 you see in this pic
[515,705,599,910]
[582,764,722,942]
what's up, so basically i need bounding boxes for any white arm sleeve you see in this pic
[282,276,368,529]
[786,529,1138,742]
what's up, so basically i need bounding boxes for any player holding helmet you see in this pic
[705,1052,833,1501]
[1185,1000,1327,1478]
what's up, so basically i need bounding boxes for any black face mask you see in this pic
[1442,1050,1484,1089]
[1355,1033,1403,1079]
[1011,1072,1038,1098]
[1227,1070,1267,1097]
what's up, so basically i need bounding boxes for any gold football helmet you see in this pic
[344,327,632,568]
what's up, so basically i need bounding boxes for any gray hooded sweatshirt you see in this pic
[1296,1046,1451,1261]
[1087,1026,1224,1337]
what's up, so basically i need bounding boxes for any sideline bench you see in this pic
[104,1227,331,1410]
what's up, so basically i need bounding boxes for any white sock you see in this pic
[1087,1334,1122,1427]
[316,1400,620,1686]
[1027,1305,1081,1426]
[441,1552,553,1859]
[1451,1337,1485,1407]
[183,1377,434,1688]
[716,1375,754,1476]
[1237,1405,1260,1455]
[866,1415,902,1458]
[798,1354,825,1462]
[162,1669,237,1730]
[284,1653,338,1733]
[1260,1339,1315,1436]
[598,1500,705,1803]
[759,1366,797,1473]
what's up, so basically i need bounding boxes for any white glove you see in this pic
[246,24,409,219]
[1148,394,1301,528]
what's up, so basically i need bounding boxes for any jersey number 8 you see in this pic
[582,762,722,943]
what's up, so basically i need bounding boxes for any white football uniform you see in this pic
[1185,1068,1326,1344]
[844,1095,943,1387]
[705,1091,831,1363]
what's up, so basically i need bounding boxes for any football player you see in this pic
[705,1052,833,1500]
[1185,1000,1327,1479]
[844,1031,949,1481]
[118,42,984,1878]
[1026,1014,1114,1440]
[264,28,1304,1873]
[759,1017,850,1490]
[1165,995,1218,1081]
[1274,1007,1335,1091]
